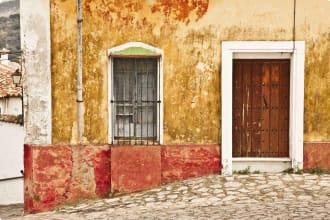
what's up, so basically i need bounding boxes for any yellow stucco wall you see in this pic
[50,0,330,144]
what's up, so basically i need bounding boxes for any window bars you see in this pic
[111,58,160,145]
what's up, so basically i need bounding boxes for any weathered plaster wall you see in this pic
[24,145,111,213]
[111,146,161,194]
[50,1,78,144]
[304,32,330,141]
[24,144,220,212]
[304,142,330,170]
[21,0,52,144]
[162,145,220,183]
[50,0,330,144]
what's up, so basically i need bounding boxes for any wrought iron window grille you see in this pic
[111,58,160,146]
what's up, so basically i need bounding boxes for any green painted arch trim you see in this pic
[112,47,160,56]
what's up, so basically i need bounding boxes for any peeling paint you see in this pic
[21,0,52,145]
[50,0,330,144]
[161,145,220,183]
[111,146,161,194]
[24,145,111,213]
[24,0,330,214]
[304,32,330,141]
[51,0,77,144]
[151,0,209,23]
[304,142,330,170]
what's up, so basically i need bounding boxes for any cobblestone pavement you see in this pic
[1,173,330,220]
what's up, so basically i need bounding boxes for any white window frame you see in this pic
[221,41,305,175]
[107,42,164,144]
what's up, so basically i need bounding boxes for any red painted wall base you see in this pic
[111,146,161,194]
[24,145,111,213]
[304,142,330,170]
[161,145,221,183]
[24,144,220,213]
[24,142,330,213]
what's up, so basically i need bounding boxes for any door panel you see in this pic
[233,59,290,157]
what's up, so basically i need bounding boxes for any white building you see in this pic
[0,48,24,205]
[0,48,22,116]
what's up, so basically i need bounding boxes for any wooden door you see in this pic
[233,59,290,157]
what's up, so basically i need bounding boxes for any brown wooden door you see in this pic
[233,59,290,157]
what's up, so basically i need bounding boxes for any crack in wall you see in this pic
[62,146,73,201]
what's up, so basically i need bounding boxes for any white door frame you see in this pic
[221,41,305,175]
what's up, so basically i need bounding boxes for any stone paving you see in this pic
[1,173,330,220]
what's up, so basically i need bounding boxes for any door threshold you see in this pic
[233,157,291,162]
[232,158,291,173]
